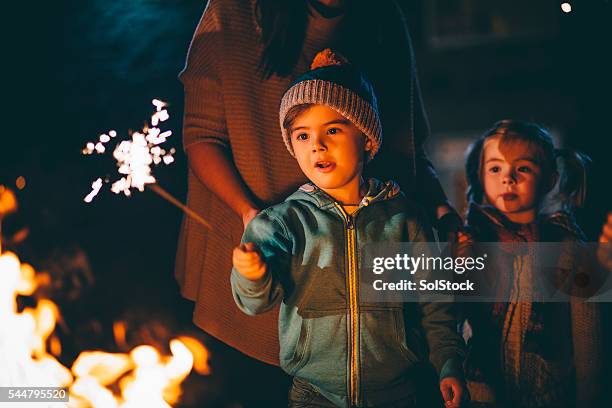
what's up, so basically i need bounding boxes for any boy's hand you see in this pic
[597,211,612,270]
[440,377,465,408]
[233,242,267,281]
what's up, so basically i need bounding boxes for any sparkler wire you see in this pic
[147,184,212,230]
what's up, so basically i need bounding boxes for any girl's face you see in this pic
[289,105,370,203]
[481,136,545,224]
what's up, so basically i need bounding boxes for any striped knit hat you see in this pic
[279,49,382,162]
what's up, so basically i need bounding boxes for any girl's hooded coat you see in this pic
[459,203,604,407]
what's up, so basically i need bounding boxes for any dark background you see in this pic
[2,1,611,406]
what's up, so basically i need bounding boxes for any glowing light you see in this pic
[83,142,95,155]
[82,100,176,201]
[152,99,166,112]
[113,321,127,349]
[81,99,214,230]
[0,251,73,389]
[1,193,210,407]
[0,246,209,408]
[84,178,104,203]
[561,2,572,13]
[15,176,26,190]
[176,336,211,375]
[0,186,18,217]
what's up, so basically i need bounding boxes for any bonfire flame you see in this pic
[69,337,207,408]
[0,221,209,407]
[0,251,72,389]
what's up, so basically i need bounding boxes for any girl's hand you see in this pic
[597,211,612,270]
[440,377,465,408]
[453,230,474,258]
[457,231,472,245]
[233,242,267,281]
[437,211,463,243]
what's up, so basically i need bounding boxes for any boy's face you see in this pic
[481,136,544,224]
[289,105,371,201]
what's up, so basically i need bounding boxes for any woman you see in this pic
[176,0,457,379]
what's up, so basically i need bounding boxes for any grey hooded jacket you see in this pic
[231,179,464,407]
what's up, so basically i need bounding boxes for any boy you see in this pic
[231,49,465,407]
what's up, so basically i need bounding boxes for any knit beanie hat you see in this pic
[279,49,382,162]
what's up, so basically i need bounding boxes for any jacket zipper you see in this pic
[335,203,360,407]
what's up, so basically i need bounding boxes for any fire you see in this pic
[69,339,202,407]
[0,192,210,406]
[0,251,72,389]
[113,321,128,350]
[176,336,210,376]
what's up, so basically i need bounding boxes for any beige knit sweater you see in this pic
[175,0,446,365]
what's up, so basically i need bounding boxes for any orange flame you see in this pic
[0,236,210,407]
[113,321,128,350]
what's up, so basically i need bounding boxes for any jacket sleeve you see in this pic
[230,211,292,315]
[179,0,229,151]
[410,209,466,378]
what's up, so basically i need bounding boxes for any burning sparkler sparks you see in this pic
[83,99,175,198]
[83,99,212,230]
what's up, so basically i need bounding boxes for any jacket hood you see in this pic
[285,178,401,209]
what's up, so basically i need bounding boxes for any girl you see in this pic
[458,120,603,407]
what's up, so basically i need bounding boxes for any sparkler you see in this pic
[83,99,212,230]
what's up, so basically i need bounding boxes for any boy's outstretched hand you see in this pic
[233,242,267,281]
[440,377,465,408]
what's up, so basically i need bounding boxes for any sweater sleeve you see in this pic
[231,211,292,315]
[392,1,450,211]
[179,0,229,150]
[571,300,603,406]
[410,208,466,377]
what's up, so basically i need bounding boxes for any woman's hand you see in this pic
[186,143,259,226]
[242,207,260,230]
[233,243,267,281]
